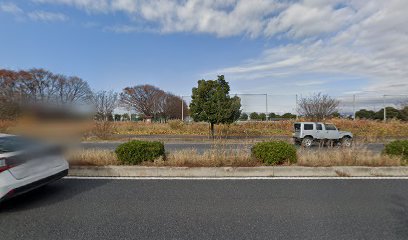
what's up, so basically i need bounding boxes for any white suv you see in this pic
[0,134,69,202]
[292,122,353,148]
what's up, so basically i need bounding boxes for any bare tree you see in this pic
[0,69,23,118]
[26,68,59,103]
[120,85,166,117]
[92,90,118,121]
[162,93,188,120]
[56,75,92,105]
[297,93,340,121]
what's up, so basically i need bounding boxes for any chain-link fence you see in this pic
[183,94,297,116]
[336,94,408,118]
[181,93,408,120]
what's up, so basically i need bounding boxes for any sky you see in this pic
[1,0,407,113]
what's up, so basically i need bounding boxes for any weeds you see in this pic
[67,143,402,167]
[67,149,119,166]
[112,119,408,140]
[142,148,259,167]
[92,121,116,140]
[297,145,402,167]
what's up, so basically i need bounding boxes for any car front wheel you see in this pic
[341,137,353,147]
[301,137,313,148]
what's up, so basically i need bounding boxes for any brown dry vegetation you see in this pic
[67,149,119,166]
[2,118,408,141]
[142,149,260,167]
[0,120,15,133]
[297,146,403,167]
[67,144,404,167]
[113,119,408,140]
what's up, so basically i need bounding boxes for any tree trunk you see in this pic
[210,123,215,139]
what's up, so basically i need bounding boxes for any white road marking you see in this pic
[65,176,408,180]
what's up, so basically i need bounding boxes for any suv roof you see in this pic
[294,122,334,125]
[294,122,322,124]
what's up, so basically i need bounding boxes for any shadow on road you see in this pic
[0,178,110,213]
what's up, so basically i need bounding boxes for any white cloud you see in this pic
[264,1,355,38]
[32,0,287,37]
[28,0,408,96]
[104,24,142,33]
[33,0,111,13]
[211,0,408,95]
[0,2,23,15]
[28,10,68,22]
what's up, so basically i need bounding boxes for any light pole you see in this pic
[383,95,386,123]
[353,94,356,120]
[265,94,268,120]
[381,94,408,123]
[295,94,298,120]
[181,95,190,121]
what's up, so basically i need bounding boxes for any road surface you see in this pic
[80,142,385,154]
[1,178,408,239]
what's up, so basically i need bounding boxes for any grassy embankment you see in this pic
[2,119,408,141]
[67,143,403,167]
[113,119,408,141]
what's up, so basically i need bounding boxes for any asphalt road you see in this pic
[1,179,408,240]
[80,142,385,154]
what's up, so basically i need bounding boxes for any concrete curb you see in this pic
[68,166,408,177]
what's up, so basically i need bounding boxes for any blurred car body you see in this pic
[0,134,68,202]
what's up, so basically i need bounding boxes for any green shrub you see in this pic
[383,140,408,160]
[251,141,297,165]
[115,140,165,165]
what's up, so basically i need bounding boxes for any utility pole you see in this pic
[353,94,356,120]
[295,94,298,120]
[265,94,268,120]
[383,95,386,123]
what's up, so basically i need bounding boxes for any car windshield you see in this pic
[0,136,39,153]
[294,123,301,132]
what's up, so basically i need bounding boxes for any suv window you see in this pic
[303,124,314,130]
[325,124,336,131]
[317,124,323,130]
[294,123,301,132]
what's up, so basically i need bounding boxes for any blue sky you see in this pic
[1,0,407,113]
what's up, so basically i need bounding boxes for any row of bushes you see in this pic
[114,139,408,165]
[114,140,298,165]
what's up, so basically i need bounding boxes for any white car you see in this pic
[292,122,353,147]
[0,134,69,202]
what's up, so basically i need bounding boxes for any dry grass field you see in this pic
[2,118,408,141]
[67,144,404,167]
[113,119,408,140]
[66,149,119,166]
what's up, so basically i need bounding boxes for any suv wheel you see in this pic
[302,137,313,148]
[341,137,353,147]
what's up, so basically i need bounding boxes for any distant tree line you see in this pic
[5,68,404,125]
[356,107,408,121]
[238,112,297,121]
[0,68,92,119]
[0,68,188,121]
